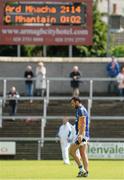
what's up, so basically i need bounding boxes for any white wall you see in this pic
[98,0,124,15]
[0,57,124,94]
[97,0,124,23]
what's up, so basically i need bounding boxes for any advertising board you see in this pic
[0,142,16,155]
[88,142,124,159]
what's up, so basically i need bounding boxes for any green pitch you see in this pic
[0,160,124,179]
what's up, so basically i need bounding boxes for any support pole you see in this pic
[3,79,7,106]
[46,80,50,104]
[43,46,47,57]
[0,99,2,128]
[69,45,73,57]
[37,140,41,160]
[89,80,93,108]
[106,0,111,57]
[43,99,47,126]
[17,45,21,57]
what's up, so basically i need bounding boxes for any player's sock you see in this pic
[77,166,84,178]
[78,165,83,172]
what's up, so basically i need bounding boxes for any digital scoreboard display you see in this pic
[0,0,93,45]
[4,2,87,25]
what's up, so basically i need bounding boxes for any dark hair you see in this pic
[121,66,124,72]
[71,96,81,102]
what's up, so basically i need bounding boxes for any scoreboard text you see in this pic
[0,0,93,45]
[4,2,87,25]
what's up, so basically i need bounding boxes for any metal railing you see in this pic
[1,76,124,124]
[0,77,124,159]
[0,77,49,105]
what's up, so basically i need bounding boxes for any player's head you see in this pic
[11,86,16,93]
[73,66,79,72]
[70,96,81,109]
[27,65,32,71]
[111,56,117,63]
[38,62,43,67]
[63,117,68,124]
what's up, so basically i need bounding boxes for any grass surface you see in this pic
[0,160,124,179]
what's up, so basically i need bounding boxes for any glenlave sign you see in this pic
[0,0,93,45]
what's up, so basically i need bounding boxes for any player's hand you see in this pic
[67,138,72,143]
[73,76,77,80]
[78,135,83,144]
[27,75,31,79]
[55,137,59,143]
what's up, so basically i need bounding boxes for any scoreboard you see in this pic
[4,2,87,25]
[0,0,93,45]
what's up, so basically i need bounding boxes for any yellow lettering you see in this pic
[15,5,22,13]
[25,5,56,13]
[5,15,11,23]
[15,15,56,24]
[5,5,15,13]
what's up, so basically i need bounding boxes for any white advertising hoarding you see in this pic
[88,142,124,159]
[0,142,16,155]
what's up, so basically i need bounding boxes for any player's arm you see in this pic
[78,116,86,144]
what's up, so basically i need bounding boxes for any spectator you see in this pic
[24,65,34,98]
[116,66,124,97]
[8,86,20,117]
[35,62,46,96]
[70,66,81,96]
[106,56,120,94]
[57,117,73,165]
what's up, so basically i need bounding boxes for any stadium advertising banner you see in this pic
[0,142,16,155]
[0,0,93,45]
[88,142,124,159]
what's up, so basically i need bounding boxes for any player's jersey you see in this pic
[75,104,90,139]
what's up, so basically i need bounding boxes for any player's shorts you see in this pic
[74,135,89,146]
